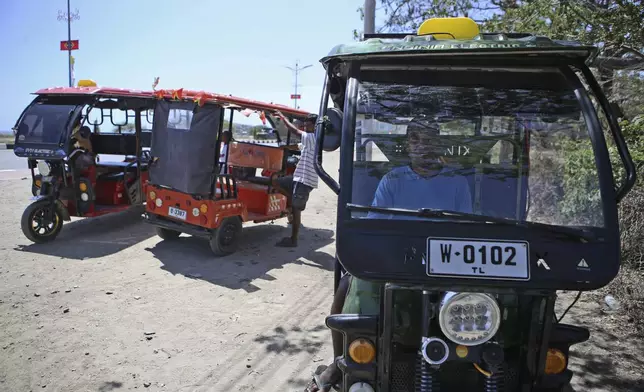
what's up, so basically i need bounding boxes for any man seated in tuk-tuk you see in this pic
[307,120,474,391]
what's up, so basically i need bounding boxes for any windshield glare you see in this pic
[16,103,77,144]
[351,78,606,228]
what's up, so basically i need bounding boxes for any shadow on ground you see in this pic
[98,381,123,392]
[147,224,335,292]
[14,207,155,260]
[558,292,644,392]
[254,324,328,356]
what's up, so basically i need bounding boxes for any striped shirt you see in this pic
[293,132,318,188]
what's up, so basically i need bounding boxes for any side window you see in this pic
[226,108,277,144]
[85,104,137,134]
[142,109,154,132]
[575,71,625,191]
[167,108,194,131]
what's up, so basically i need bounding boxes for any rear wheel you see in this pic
[209,217,242,257]
[20,200,63,244]
[156,227,181,240]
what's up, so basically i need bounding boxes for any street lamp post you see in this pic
[285,61,312,109]
[57,1,80,87]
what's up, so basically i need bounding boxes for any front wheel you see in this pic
[209,217,242,257]
[20,199,63,244]
[155,227,181,240]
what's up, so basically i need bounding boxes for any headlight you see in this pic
[192,207,200,217]
[155,198,163,207]
[438,292,501,346]
[37,161,51,176]
[80,192,89,201]
[348,382,374,392]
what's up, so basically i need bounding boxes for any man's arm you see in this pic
[275,111,304,137]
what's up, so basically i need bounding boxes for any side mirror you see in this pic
[321,107,342,152]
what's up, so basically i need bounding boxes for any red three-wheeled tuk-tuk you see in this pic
[12,80,155,243]
[142,89,310,256]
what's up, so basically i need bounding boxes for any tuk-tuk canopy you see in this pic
[320,17,598,66]
[32,85,312,120]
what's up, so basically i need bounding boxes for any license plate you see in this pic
[168,206,187,220]
[426,237,529,280]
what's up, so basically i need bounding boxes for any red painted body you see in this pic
[60,161,149,218]
[145,181,287,229]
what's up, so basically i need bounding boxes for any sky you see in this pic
[0,0,376,131]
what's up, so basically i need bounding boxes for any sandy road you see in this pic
[1,150,642,392]
[0,153,341,392]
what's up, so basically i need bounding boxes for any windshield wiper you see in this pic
[346,203,598,242]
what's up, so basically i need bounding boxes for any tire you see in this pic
[20,199,63,244]
[209,217,242,257]
[155,227,181,240]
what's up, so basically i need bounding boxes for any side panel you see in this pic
[149,101,221,195]
[227,142,285,171]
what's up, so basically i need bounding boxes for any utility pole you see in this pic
[364,0,376,35]
[285,61,312,109]
[57,1,80,87]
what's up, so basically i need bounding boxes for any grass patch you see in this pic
[0,135,14,144]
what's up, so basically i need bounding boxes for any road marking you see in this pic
[0,169,16,172]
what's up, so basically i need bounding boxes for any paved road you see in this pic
[0,149,24,171]
[0,150,139,180]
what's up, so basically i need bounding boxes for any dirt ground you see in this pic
[0,151,642,391]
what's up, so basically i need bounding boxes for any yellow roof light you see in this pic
[417,17,480,40]
[77,79,97,87]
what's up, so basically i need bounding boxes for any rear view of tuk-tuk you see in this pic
[313,18,636,392]
[143,90,309,256]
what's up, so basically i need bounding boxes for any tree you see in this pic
[356,0,644,73]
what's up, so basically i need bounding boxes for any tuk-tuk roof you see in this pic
[320,17,598,66]
[33,86,312,119]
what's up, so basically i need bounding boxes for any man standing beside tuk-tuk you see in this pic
[273,111,318,247]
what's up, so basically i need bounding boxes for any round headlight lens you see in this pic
[438,292,501,346]
[37,161,51,176]
[155,198,163,207]
[192,207,200,217]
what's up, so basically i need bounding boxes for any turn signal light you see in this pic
[200,204,208,214]
[348,339,376,364]
[35,179,42,188]
[79,182,88,192]
[149,191,156,200]
[544,349,567,375]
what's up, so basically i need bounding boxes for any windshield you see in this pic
[15,102,77,144]
[351,73,606,228]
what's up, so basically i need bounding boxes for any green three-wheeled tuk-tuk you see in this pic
[309,17,637,392]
